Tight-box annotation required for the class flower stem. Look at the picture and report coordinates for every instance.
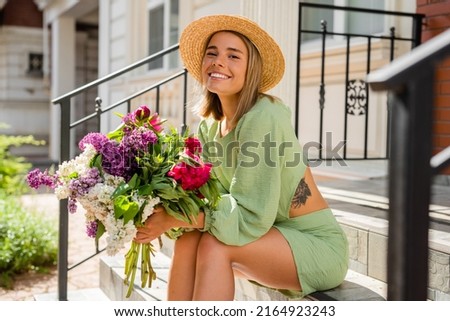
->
[124,241,158,298]
[124,241,140,298]
[141,243,157,288]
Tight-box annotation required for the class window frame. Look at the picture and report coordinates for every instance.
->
[300,0,386,50]
[147,0,179,71]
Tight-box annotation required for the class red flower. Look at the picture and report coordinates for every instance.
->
[185,137,202,155]
[134,105,151,121]
[168,154,212,191]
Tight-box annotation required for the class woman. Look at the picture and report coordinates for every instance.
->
[135,14,349,301]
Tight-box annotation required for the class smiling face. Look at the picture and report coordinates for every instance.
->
[201,31,249,100]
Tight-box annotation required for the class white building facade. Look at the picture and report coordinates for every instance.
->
[0,0,417,162]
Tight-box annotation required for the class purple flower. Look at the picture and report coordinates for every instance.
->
[68,168,102,197]
[121,127,158,152]
[86,220,98,238]
[122,113,136,126]
[79,132,110,152]
[26,168,58,189]
[100,141,129,178]
[68,197,78,214]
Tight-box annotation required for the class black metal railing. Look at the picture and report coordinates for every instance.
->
[367,28,450,300]
[52,44,186,301]
[296,3,425,160]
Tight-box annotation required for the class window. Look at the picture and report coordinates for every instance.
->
[301,0,334,43]
[300,0,385,44]
[148,0,179,71]
[346,0,384,35]
[27,52,43,77]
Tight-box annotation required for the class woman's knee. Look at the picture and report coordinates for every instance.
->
[173,230,202,255]
[197,233,228,260]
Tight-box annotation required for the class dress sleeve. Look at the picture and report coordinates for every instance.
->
[201,101,291,246]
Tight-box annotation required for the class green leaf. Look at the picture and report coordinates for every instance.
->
[157,187,181,201]
[107,120,126,141]
[179,196,200,218]
[138,184,153,196]
[162,201,190,223]
[198,179,221,208]
[128,173,139,189]
[68,172,79,179]
[141,166,149,182]
[111,182,131,199]
[111,174,140,199]
[95,220,106,241]
[113,195,140,223]
[90,154,103,172]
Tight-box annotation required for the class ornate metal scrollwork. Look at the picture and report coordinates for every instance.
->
[347,79,367,115]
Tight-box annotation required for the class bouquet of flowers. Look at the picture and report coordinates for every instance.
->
[27,105,220,298]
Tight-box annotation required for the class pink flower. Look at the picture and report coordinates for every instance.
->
[149,112,164,133]
[168,155,212,191]
[185,137,202,155]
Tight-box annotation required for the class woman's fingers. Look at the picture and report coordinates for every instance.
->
[134,207,170,243]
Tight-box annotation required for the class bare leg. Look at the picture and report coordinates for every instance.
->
[192,228,301,301]
[167,230,202,300]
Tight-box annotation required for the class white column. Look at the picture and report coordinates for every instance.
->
[98,0,111,132]
[49,15,76,161]
[241,0,298,113]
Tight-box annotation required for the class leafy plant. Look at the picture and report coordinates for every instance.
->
[0,195,58,289]
[0,123,56,289]
[0,123,45,195]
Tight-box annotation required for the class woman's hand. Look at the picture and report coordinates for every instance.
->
[134,206,206,244]
[134,206,177,244]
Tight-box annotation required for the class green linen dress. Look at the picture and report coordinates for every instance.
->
[197,96,349,299]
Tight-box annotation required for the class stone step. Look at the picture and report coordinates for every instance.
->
[98,248,387,301]
[34,288,110,301]
[99,251,171,301]
[97,209,450,301]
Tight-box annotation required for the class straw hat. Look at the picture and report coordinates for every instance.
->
[179,14,285,93]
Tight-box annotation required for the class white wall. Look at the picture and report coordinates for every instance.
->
[242,0,298,113]
[0,26,50,158]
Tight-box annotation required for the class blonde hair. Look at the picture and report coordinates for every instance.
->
[192,31,277,128]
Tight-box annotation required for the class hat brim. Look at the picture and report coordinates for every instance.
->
[179,15,285,93]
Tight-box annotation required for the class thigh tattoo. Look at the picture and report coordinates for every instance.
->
[291,178,311,208]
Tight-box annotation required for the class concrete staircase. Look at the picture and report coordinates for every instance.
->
[34,184,450,301]
[34,160,450,301]
[93,187,450,301]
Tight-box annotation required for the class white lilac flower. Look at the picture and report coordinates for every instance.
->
[103,173,125,187]
[57,144,96,179]
[54,184,70,200]
[131,191,145,208]
[103,214,137,256]
[141,197,161,223]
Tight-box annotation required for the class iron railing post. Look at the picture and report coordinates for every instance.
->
[58,97,71,301]
[95,97,102,132]
[181,69,188,134]
[385,72,433,299]
[318,20,327,160]
[367,28,450,300]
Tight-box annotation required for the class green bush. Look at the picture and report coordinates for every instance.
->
[0,123,45,195]
[0,195,58,288]
[0,124,57,288]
